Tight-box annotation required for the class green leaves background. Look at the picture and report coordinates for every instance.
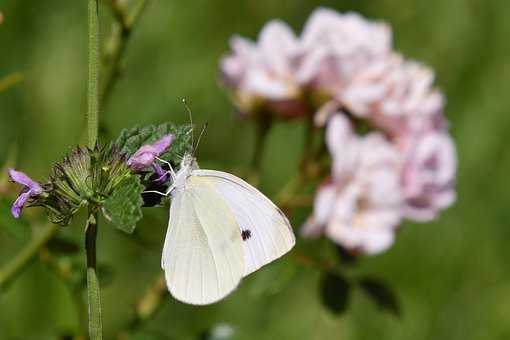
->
[1,0,510,339]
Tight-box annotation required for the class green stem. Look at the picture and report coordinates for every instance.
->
[86,211,102,339]
[87,0,102,338]
[88,0,100,148]
[0,224,58,290]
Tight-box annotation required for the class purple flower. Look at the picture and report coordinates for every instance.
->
[8,169,44,218]
[127,134,174,182]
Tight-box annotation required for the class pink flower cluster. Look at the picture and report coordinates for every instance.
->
[303,113,455,254]
[221,8,392,119]
[221,7,456,255]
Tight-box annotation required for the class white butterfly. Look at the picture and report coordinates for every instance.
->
[153,154,295,305]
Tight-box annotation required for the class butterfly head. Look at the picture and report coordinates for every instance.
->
[180,153,198,171]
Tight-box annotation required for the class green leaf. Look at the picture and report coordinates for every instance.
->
[359,277,401,317]
[320,272,351,315]
[115,122,192,165]
[103,175,143,234]
[0,197,30,242]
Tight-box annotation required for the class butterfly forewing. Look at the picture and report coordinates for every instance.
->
[193,170,296,276]
[162,176,244,305]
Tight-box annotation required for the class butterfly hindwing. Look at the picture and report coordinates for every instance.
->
[193,170,296,276]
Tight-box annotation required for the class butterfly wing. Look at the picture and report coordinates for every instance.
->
[193,170,295,276]
[162,176,245,305]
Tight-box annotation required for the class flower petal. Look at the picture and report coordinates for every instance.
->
[127,134,173,171]
[11,191,30,218]
[151,135,174,155]
[8,169,43,193]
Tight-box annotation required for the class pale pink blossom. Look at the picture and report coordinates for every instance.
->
[400,131,457,221]
[342,54,445,135]
[220,20,306,118]
[303,115,402,254]
[297,8,392,94]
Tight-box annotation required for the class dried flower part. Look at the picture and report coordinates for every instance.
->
[8,169,44,218]
[29,145,132,226]
[127,134,173,171]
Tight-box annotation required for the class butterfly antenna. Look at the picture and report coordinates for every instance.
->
[182,98,194,149]
[193,123,208,156]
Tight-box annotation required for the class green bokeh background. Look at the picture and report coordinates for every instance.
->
[1,0,509,339]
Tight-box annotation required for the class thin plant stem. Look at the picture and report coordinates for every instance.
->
[88,0,100,149]
[87,0,102,338]
[0,223,58,290]
[86,211,102,339]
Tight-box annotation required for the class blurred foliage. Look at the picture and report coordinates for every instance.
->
[1,0,510,339]
[358,277,401,317]
[0,197,30,242]
[320,272,351,315]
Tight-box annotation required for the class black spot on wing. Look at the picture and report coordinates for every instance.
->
[241,229,252,241]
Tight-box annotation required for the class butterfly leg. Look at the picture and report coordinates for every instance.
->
[156,157,177,181]
[142,183,176,197]
[142,190,169,196]
[154,170,173,183]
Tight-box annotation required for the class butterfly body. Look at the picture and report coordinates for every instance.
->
[161,154,295,305]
